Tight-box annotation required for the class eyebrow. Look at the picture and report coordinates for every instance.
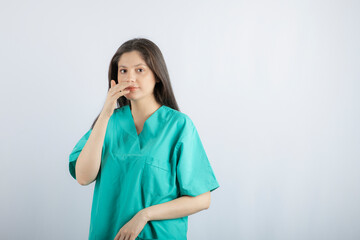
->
[118,63,147,68]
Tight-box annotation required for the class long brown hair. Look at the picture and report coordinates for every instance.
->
[90,38,180,130]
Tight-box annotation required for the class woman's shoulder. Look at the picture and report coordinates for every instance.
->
[163,105,195,131]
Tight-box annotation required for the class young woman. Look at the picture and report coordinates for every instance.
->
[69,38,220,240]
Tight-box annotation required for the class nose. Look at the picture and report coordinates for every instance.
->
[126,73,136,83]
[125,78,136,86]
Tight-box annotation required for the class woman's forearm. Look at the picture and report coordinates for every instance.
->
[141,191,211,222]
[75,114,110,186]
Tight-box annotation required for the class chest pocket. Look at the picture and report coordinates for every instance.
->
[141,156,172,201]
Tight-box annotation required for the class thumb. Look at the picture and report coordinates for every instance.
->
[110,80,116,87]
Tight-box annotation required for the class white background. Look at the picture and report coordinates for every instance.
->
[0,0,359,239]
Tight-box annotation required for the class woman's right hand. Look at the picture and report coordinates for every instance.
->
[100,80,133,118]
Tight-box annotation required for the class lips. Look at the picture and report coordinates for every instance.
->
[125,87,139,91]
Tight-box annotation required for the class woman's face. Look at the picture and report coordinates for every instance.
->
[117,50,157,102]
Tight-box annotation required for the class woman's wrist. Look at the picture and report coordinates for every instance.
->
[139,208,151,222]
[99,112,111,120]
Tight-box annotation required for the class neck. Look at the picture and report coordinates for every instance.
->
[129,97,161,122]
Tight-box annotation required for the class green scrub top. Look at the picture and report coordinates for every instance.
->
[69,104,220,240]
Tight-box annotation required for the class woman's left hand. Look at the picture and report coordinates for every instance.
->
[114,210,149,240]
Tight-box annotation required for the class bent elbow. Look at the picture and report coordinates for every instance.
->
[202,198,211,210]
[77,177,95,186]
[77,178,86,186]
[76,174,89,186]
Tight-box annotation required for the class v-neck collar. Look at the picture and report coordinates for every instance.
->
[125,104,164,137]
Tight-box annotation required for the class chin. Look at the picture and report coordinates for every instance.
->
[124,93,140,100]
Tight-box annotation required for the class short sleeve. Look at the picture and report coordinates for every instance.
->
[175,123,220,197]
[68,128,93,180]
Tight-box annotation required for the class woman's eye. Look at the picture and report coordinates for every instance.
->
[119,69,143,73]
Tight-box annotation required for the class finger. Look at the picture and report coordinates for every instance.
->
[113,232,120,240]
[109,80,125,94]
[109,80,117,93]
[114,81,134,92]
[111,80,116,88]
[113,89,130,98]
[111,83,132,96]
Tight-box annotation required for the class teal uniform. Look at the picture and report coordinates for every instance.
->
[69,104,220,239]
